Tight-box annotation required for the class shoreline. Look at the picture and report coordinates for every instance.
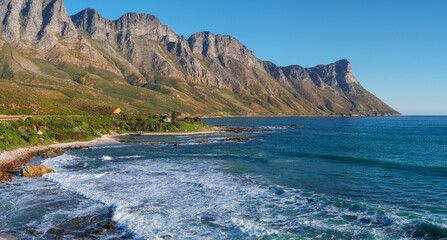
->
[0,129,224,166]
[0,134,120,168]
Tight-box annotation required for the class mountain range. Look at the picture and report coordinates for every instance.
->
[0,0,400,116]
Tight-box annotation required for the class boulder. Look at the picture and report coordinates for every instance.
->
[41,149,64,158]
[20,166,55,177]
[41,212,118,239]
[104,222,116,231]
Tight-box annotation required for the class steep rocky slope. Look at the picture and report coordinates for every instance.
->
[0,0,400,116]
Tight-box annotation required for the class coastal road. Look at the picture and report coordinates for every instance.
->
[0,116,27,121]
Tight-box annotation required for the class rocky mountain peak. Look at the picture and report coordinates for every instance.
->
[307,59,360,92]
[113,12,177,42]
[188,31,258,66]
[38,0,77,38]
[0,0,77,44]
[72,9,178,43]
[71,8,106,27]
[71,8,110,40]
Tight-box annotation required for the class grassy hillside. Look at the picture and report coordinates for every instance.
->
[0,41,258,116]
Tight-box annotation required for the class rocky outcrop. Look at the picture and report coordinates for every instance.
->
[0,0,77,43]
[41,149,63,158]
[24,211,121,239]
[20,165,55,177]
[0,0,400,116]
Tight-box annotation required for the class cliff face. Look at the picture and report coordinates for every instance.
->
[0,0,400,116]
[0,0,77,43]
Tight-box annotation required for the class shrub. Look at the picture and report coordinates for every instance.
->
[0,115,209,150]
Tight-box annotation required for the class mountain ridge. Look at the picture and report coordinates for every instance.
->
[0,0,400,116]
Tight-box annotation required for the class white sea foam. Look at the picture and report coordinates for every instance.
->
[231,217,280,237]
[94,144,132,149]
[100,156,113,161]
[43,156,292,239]
[116,155,144,159]
[0,175,106,238]
[40,151,431,240]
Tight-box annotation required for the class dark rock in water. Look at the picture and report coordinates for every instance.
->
[91,229,104,235]
[40,212,120,239]
[63,146,93,151]
[46,228,66,240]
[41,149,64,158]
[290,124,302,128]
[162,235,173,239]
[119,140,149,143]
[221,135,254,142]
[26,229,40,236]
[104,222,116,231]
[20,166,55,177]
[274,187,285,195]
[132,137,139,140]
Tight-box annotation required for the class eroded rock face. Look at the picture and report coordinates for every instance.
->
[0,0,77,43]
[0,0,400,116]
[68,6,399,116]
[20,165,55,177]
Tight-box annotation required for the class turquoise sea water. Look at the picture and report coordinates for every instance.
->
[1,116,447,239]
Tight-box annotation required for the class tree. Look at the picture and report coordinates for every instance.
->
[171,111,181,122]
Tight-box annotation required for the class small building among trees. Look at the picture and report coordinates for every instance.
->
[113,108,122,114]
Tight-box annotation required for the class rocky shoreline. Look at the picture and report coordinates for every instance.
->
[0,125,301,185]
[0,124,305,239]
[0,135,120,184]
[25,210,124,240]
[0,129,233,184]
[0,125,302,239]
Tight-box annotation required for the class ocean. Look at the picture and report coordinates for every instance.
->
[1,116,446,239]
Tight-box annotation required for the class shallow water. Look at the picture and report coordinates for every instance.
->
[1,116,447,239]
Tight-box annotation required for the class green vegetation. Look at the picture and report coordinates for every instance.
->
[0,114,209,151]
[0,43,256,117]
[56,62,87,81]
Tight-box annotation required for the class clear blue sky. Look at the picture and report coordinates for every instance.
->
[65,0,447,115]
